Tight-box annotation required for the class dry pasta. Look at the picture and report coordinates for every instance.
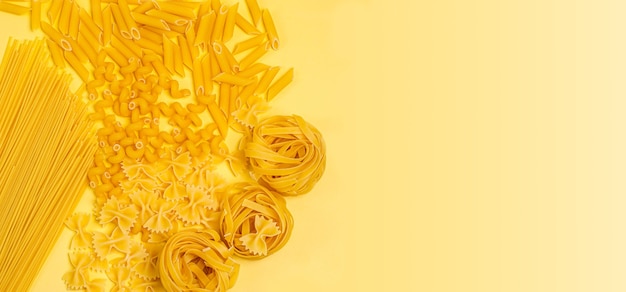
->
[267,67,293,101]
[244,115,326,196]
[0,38,96,291]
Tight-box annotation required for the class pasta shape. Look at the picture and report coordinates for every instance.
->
[92,227,131,259]
[158,230,240,292]
[244,115,326,196]
[98,196,138,234]
[65,213,94,250]
[220,182,293,258]
[62,251,93,290]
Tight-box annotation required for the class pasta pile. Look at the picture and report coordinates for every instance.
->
[0,38,96,291]
[0,0,326,291]
[244,115,326,196]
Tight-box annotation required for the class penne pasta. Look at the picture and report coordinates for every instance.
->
[236,62,270,78]
[79,8,102,44]
[131,12,170,31]
[0,2,29,16]
[143,25,179,38]
[162,35,175,75]
[157,2,197,19]
[238,42,267,70]
[184,27,198,59]
[207,101,228,137]
[77,33,99,66]
[238,76,258,104]
[213,72,254,86]
[262,9,279,50]
[194,11,215,47]
[118,0,140,40]
[47,0,62,24]
[235,13,260,35]
[79,23,101,54]
[211,5,228,42]
[41,21,72,51]
[146,9,189,26]
[134,36,163,55]
[46,38,65,68]
[192,57,204,96]
[138,27,164,44]
[102,5,112,45]
[233,33,265,54]
[172,42,184,77]
[104,46,129,67]
[201,53,213,94]
[219,82,230,116]
[254,66,279,96]
[58,0,72,36]
[222,3,238,42]
[90,0,103,29]
[245,0,261,25]
[266,68,293,101]
[177,35,193,70]
[132,1,154,14]
[64,50,89,82]
[110,4,131,39]
[31,0,41,30]
[69,2,80,40]
[212,42,231,73]
[221,43,239,72]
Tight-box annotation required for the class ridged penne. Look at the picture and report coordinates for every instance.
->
[262,9,279,50]
[69,2,80,40]
[46,38,65,68]
[254,66,279,96]
[266,68,293,101]
[58,0,72,35]
[213,72,253,86]
[146,9,189,26]
[222,3,238,42]
[194,11,215,47]
[102,5,112,45]
[236,62,269,78]
[238,41,267,70]
[110,4,131,39]
[211,5,228,42]
[41,21,72,51]
[64,50,89,82]
[131,12,170,31]
[90,0,103,29]
[245,0,261,25]
[235,13,260,35]
[157,2,197,19]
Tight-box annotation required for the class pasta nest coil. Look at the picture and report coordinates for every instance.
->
[244,115,326,196]
[158,229,239,292]
[220,183,293,259]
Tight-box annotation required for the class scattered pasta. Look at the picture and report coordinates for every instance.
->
[0,0,327,291]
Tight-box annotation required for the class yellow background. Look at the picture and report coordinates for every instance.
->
[0,0,624,291]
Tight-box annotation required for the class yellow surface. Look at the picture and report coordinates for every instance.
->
[0,0,625,291]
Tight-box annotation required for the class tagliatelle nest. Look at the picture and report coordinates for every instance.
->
[244,115,326,196]
[220,182,293,258]
[158,229,239,292]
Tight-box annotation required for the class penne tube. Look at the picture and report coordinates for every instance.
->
[238,76,258,104]
[118,0,140,39]
[222,3,238,42]
[233,33,265,54]
[236,62,270,78]
[262,9,279,50]
[110,4,131,39]
[134,37,163,55]
[41,22,72,51]
[46,38,65,68]
[245,0,261,25]
[177,35,193,70]
[266,68,293,101]
[142,25,179,38]
[207,101,228,137]
[211,5,228,42]
[235,13,260,35]
[254,66,279,95]
[104,46,129,67]
[66,37,89,63]
[172,42,184,77]
[184,28,198,59]
[102,5,112,45]
[77,33,99,66]
[58,0,72,35]
[219,82,230,116]
[133,1,154,14]
[201,54,213,94]
[157,2,197,19]
[192,58,204,96]
[69,2,80,40]
[90,0,103,29]
[194,11,215,47]
[47,0,62,24]
[79,8,102,43]
[79,24,101,54]
[213,73,254,86]
[31,0,41,30]
[209,46,220,78]
[131,12,170,31]
[0,2,29,15]
[238,42,267,70]
[162,35,175,75]
[146,9,189,26]
[212,42,231,73]
[138,27,164,44]
[64,50,89,82]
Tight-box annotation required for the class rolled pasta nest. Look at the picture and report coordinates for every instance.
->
[244,115,326,196]
[220,183,293,258]
[158,229,239,292]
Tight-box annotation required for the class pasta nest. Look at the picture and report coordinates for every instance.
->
[158,229,239,292]
[244,115,326,196]
[220,183,293,258]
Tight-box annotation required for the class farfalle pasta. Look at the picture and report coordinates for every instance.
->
[220,182,293,258]
[244,115,326,196]
[158,230,239,292]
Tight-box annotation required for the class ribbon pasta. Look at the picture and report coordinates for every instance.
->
[245,115,326,196]
[158,230,240,292]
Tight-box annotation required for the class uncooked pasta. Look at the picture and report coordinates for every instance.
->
[244,115,326,196]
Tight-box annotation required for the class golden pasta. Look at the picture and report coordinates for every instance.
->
[31,0,41,30]
[244,115,326,196]
[261,9,279,50]
[267,67,293,101]
[0,39,96,291]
